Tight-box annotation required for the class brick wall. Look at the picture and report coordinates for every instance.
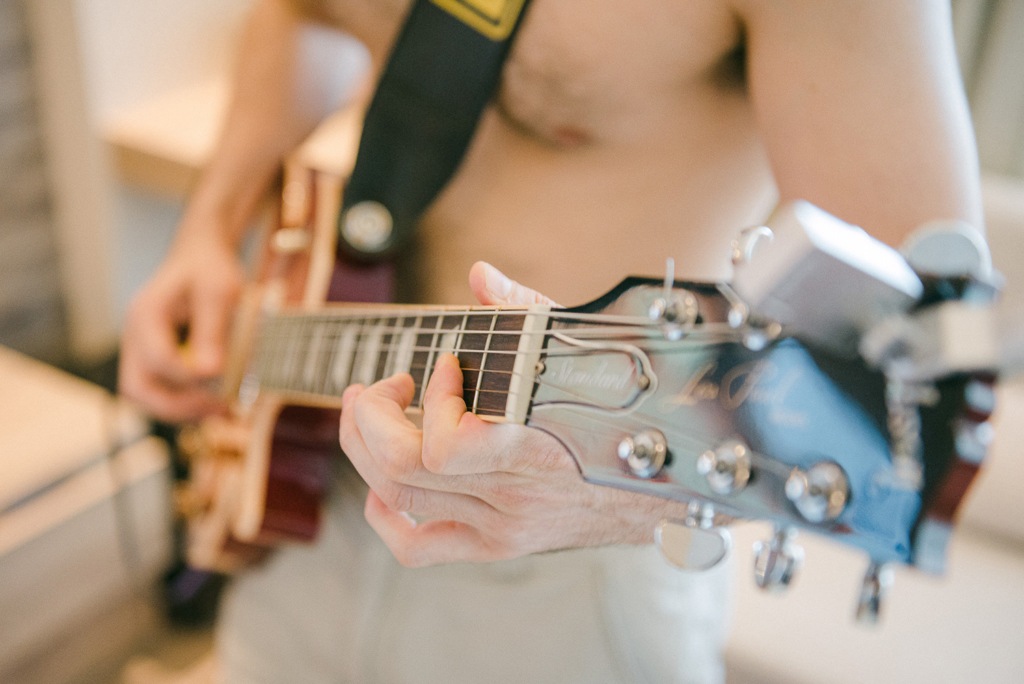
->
[0,0,67,363]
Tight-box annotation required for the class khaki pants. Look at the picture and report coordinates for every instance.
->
[218,477,731,684]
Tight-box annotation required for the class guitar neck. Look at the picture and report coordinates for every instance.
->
[249,305,550,423]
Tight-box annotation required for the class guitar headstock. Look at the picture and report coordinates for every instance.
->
[522,202,1000,622]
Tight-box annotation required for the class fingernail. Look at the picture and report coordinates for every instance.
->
[484,265,513,300]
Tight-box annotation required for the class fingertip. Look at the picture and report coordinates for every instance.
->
[389,371,416,394]
[437,353,460,372]
[342,384,365,410]
[481,262,514,303]
[469,261,492,305]
[424,354,464,401]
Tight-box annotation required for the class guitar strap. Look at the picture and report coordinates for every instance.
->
[338,0,532,260]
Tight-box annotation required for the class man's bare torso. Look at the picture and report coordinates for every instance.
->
[307,0,776,303]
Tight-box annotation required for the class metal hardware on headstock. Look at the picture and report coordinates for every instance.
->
[618,429,670,479]
[855,561,895,624]
[731,225,775,266]
[655,501,731,572]
[648,258,699,340]
[527,201,1000,624]
[784,461,850,524]
[696,440,752,495]
[753,526,804,592]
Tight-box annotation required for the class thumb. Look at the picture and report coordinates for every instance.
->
[469,261,560,307]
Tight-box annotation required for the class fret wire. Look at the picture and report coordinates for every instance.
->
[254,317,274,385]
[380,315,400,383]
[303,318,326,393]
[450,313,471,409]
[399,316,422,376]
[293,317,311,394]
[316,318,339,396]
[271,316,288,390]
[354,318,379,386]
[471,311,500,415]
[281,318,303,391]
[346,320,364,388]
[264,317,280,387]
[454,313,469,357]
[419,315,445,409]
[322,317,349,396]
[329,320,360,392]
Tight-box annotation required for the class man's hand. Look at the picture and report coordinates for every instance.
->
[119,231,243,422]
[339,262,675,567]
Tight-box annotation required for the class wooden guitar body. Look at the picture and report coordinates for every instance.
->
[184,161,392,572]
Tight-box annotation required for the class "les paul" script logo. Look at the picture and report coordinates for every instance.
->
[660,359,808,427]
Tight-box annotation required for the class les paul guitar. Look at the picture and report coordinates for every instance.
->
[180,160,999,623]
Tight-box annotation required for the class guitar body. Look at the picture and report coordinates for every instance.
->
[185,163,392,571]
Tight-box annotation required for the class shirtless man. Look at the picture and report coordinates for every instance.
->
[120,1,982,681]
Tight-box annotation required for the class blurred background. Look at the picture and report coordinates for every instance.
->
[1,0,1023,683]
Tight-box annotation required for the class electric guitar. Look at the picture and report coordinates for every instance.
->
[179,160,999,623]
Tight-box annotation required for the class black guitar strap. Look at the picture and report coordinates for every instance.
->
[338,0,532,260]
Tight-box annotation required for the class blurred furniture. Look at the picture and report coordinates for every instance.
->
[0,347,172,684]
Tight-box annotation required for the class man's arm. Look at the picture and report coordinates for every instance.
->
[120,0,370,420]
[733,0,983,244]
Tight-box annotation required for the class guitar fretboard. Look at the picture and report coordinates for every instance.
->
[253,309,536,420]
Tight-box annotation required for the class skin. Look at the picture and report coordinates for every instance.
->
[120,0,983,564]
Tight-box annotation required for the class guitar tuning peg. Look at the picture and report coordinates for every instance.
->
[855,561,895,625]
[753,526,804,592]
[731,225,774,265]
[648,258,699,340]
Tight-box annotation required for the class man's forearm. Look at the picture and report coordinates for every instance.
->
[178,0,368,249]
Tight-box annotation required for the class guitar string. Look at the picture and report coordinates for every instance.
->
[264,354,713,416]
[269,381,718,457]
[271,308,714,326]
[256,313,744,383]
[263,319,743,339]
[257,322,747,356]
[256,313,744,408]
[256,333,723,385]
[261,318,729,451]
[256,320,740,385]
[258,329,735,403]
[236,326,730,484]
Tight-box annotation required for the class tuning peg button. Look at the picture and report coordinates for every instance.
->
[696,439,752,495]
[785,461,849,523]
[753,526,804,592]
[618,429,669,479]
